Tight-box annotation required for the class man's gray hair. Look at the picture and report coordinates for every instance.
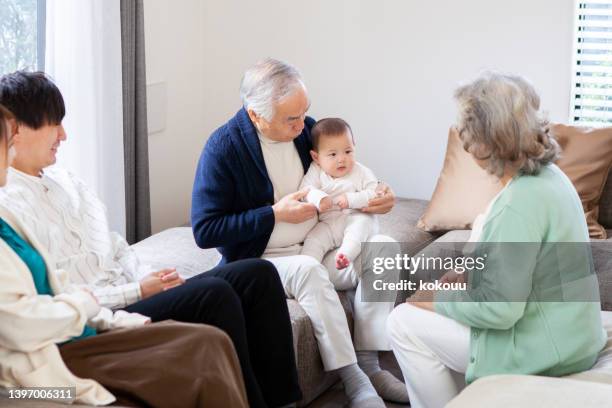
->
[454,71,560,177]
[240,58,305,121]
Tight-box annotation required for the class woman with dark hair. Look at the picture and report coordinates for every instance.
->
[0,104,252,407]
[386,72,607,408]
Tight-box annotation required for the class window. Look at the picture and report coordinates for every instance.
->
[0,0,45,75]
[570,1,612,127]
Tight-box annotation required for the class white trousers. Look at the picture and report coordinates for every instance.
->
[387,303,470,408]
[302,213,375,262]
[264,234,398,371]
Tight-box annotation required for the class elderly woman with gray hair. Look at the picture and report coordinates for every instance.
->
[386,72,607,408]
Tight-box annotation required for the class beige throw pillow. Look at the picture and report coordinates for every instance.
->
[551,124,612,239]
[418,125,612,239]
[416,127,502,231]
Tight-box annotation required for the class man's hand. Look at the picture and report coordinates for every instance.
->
[272,189,317,223]
[140,268,184,299]
[361,183,395,214]
[334,194,349,209]
[406,289,435,312]
[319,196,333,212]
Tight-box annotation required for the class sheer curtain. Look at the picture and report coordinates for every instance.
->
[45,0,126,236]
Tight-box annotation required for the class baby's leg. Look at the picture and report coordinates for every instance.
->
[301,221,337,263]
[336,214,376,269]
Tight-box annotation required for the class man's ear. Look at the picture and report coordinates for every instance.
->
[247,108,258,123]
[248,109,269,133]
[310,150,319,164]
[11,121,25,142]
[7,119,17,139]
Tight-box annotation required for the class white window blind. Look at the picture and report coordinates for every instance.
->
[571,1,612,127]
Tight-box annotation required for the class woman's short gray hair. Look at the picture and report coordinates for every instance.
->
[240,58,305,121]
[454,71,560,177]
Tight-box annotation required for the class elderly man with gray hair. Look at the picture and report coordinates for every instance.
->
[191,58,407,407]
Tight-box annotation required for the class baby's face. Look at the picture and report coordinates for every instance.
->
[312,131,355,178]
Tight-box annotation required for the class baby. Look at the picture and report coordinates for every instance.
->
[300,118,380,269]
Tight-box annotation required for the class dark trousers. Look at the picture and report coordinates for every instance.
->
[123,258,302,408]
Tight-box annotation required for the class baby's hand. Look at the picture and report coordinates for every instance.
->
[334,194,349,209]
[319,196,333,212]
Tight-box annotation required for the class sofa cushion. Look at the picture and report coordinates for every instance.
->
[380,197,438,250]
[447,374,612,408]
[417,127,503,232]
[552,124,612,239]
[593,235,612,311]
[132,227,221,279]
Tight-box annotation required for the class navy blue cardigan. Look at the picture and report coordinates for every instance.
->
[191,108,316,264]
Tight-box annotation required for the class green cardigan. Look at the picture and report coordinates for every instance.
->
[435,164,606,384]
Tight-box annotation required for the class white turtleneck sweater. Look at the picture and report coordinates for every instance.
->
[257,132,317,255]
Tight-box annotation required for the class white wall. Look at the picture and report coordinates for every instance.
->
[143,0,205,233]
[144,0,575,232]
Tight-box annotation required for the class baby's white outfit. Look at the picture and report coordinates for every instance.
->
[300,161,378,262]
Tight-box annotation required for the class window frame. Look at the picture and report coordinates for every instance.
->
[36,0,45,71]
[569,0,612,127]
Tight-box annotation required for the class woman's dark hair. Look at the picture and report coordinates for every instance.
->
[0,71,65,129]
[0,104,14,146]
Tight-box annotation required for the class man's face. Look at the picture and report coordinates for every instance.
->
[311,131,356,178]
[249,85,310,142]
[12,122,67,175]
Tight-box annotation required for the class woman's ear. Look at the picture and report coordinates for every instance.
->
[310,150,319,164]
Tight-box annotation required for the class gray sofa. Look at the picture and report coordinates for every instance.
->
[129,169,612,406]
[2,171,610,408]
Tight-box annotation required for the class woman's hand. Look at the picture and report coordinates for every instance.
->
[439,270,466,284]
[406,289,435,312]
[361,182,395,214]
